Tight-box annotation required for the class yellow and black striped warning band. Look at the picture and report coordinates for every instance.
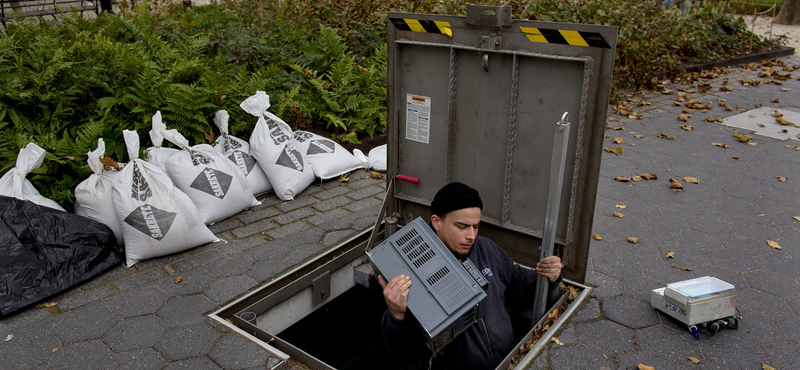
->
[390,18,452,37]
[520,27,611,49]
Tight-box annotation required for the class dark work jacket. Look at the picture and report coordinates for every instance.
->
[381,236,560,370]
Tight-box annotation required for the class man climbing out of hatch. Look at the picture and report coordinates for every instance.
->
[378,182,563,370]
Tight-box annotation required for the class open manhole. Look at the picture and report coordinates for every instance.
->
[209,225,592,370]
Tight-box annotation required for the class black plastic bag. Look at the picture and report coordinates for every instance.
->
[0,196,123,316]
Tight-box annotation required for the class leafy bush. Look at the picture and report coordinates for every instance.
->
[0,0,782,209]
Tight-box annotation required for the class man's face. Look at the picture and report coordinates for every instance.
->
[431,207,481,259]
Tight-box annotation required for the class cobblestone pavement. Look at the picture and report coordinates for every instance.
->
[1,54,799,369]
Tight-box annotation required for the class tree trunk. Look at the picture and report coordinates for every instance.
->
[776,0,800,25]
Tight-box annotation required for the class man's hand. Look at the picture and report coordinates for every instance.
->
[378,274,412,321]
[535,256,562,283]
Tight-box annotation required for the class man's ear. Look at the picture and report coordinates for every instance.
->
[431,214,441,231]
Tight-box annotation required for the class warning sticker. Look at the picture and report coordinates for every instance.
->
[406,94,431,144]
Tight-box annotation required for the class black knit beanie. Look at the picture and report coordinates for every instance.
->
[430,182,483,217]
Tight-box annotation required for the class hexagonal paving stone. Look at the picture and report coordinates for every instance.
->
[635,323,703,359]
[209,334,273,369]
[158,268,215,296]
[204,275,258,304]
[106,287,169,318]
[103,315,168,352]
[154,322,221,361]
[0,331,60,368]
[586,271,623,299]
[162,356,223,370]
[744,269,800,298]
[548,343,613,370]
[700,331,768,369]
[105,348,167,370]
[602,295,660,329]
[53,305,118,343]
[574,320,636,355]
[156,294,217,327]
[48,339,113,369]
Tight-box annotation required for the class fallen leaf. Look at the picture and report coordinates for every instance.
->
[632,175,643,181]
[666,251,676,258]
[204,129,215,143]
[593,234,603,241]
[612,137,625,144]
[678,114,691,122]
[776,117,794,126]
[4,334,12,342]
[681,124,694,131]
[793,216,800,222]
[338,174,350,182]
[634,134,645,139]
[670,178,684,192]
[603,354,609,359]
[638,173,658,180]
[732,156,740,160]
[683,176,700,184]
[767,240,782,250]
[613,212,625,218]
[615,204,627,209]
[164,265,176,274]
[780,87,793,91]
[637,364,656,370]
[712,142,730,148]
[607,125,624,130]
[763,363,777,370]
[99,156,122,171]
[774,110,784,117]
[679,267,693,271]
[733,129,752,143]
[604,146,623,155]
[614,176,631,182]
[35,302,57,309]
[371,171,384,179]
[776,175,787,182]
[174,276,183,284]
[627,237,640,244]
[604,133,611,138]
[771,98,780,103]
[687,356,701,364]
[52,348,58,353]
[550,337,564,345]
[658,133,675,140]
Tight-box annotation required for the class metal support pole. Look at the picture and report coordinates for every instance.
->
[532,112,571,326]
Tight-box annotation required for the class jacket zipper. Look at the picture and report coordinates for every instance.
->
[480,317,496,367]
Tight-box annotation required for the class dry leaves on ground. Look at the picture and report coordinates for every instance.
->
[614,176,631,182]
[174,276,183,284]
[593,234,603,241]
[762,364,776,370]
[338,173,350,182]
[371,171,383,179]
[687,356,701,364]
[35,302,57,309]
[733,130,752,143]
[627,237,640,244]
[666,251,676,259]
[658,133,675,140]
[550,337,564,345]
[712,142,730,148]
[793,216,800,222]
[612,137,625,144]
[776,175,787,182]
[683,176,700,184]
[678,114,691,122]
[767,240,782,250]
[681,124,694,131]
[637,364,655,370]
[604,146,623,155]
[613,212,625,218]
[669,178,684,192]
[616,204,627,209]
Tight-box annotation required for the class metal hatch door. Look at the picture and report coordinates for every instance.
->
[386,5,617,283]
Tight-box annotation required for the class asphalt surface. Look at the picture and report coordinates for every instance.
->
[1,56,799,370]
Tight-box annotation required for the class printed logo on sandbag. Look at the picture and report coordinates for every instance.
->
[190,167,233,199]
[124,204,177,240]
[265,117,291,146]
[228,150,257,175]
[222,137,243,152]
[307,139,335,155]
[130,162,153,201]
[189,150,213,166]
[276,146,304,172]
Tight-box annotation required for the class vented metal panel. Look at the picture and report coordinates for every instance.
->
[368,217,486,349]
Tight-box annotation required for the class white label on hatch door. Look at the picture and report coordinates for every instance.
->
[406,94,431,144]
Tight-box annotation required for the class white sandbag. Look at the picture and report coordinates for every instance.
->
[242,91,315,201]
[113,130,218,267]
[368,144,388,172]
[157,122,260,224]
[352,149,369,168]
[0,143,65,211]
[145,111,180,173]
[213,110,273,195]
[74,138,125,245]
[293,130,363,180]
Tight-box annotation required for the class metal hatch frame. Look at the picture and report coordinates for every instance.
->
[386,5,617,283]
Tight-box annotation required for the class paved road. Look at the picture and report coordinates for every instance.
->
[1,54,799,369]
